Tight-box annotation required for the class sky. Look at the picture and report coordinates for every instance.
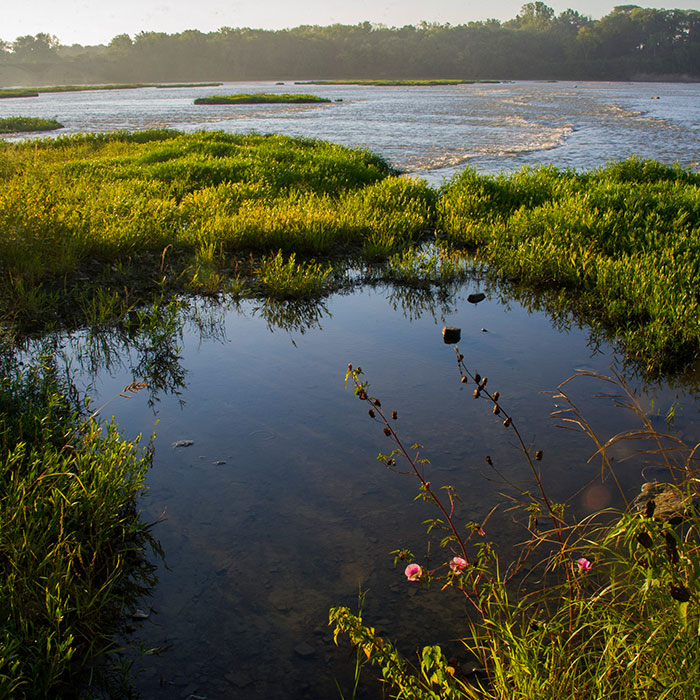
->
[4,0,700,46]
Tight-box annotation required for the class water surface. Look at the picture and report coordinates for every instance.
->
[2,80,698,183]
[59,282,700,699]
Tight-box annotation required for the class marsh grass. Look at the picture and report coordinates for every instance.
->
[0,130,439,332]
[194,93,331,104]
[0,117,63,133]
[438,159,700,374]
[0,345,158,698]
[0,89,39,99]
[332,361,700,700]
[295,80,500,86]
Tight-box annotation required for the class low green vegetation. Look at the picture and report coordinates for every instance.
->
[296,79,500,86]
[0,89,39,99]
[438,159,700,374]
[194,92,331,104]
[0,343,157,697]
[0,116,63,133]
[155,82,223,88]
[0,129,434,330]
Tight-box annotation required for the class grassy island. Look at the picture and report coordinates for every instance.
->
[0,116,63,133]
[295,79,501,86]
[0,89,39,99]
[194,92,331,105]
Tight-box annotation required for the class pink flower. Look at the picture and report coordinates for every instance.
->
[449,556,467,572]
[404,563,423,581]
[576,557,592,573]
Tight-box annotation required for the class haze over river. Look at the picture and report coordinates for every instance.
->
[7,80,700,698]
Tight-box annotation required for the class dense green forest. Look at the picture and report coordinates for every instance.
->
[0,4,698,85]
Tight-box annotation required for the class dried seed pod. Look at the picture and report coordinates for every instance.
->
[473,389,481,399]
[492,405,501,415]
[374,399,382,407]
[503,417,512,428]
[493,391,500,401]
[461,376,468,384]
[358,390,367,401]
[665,532,679,564]
[368,409,375,418]
[474,373,481,383]
[383,427,391,436]
[391,411,398,420]
[670,584,691,602]
[480,377,488,388]
[485,455,493,466]
[645,499,656,518]
[636,530,654,549]
[535,450,543,461]
[457,354,464,362]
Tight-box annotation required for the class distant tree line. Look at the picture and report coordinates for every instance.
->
[1,4,698,85]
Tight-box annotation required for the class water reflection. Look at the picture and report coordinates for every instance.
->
[23,277,700,700]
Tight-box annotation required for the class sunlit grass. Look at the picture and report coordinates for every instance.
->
[438,158,700,374]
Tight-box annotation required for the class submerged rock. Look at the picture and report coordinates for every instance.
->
[632,481,698,522]
[442,326,461,344]
[467,292,486,304]
[172,439,194,448]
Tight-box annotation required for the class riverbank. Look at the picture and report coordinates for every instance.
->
[1,129,699,697]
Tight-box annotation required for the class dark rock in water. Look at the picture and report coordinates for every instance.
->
[632,482,698,523]
[294,642,316,659]
[467,292,486,304]
[172,439,194,448]
[442,326,461,344]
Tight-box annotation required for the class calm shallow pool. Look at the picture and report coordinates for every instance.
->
[56,280,699,699]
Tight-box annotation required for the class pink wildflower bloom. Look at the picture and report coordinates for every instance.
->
[449,556,467,572]
[576,557,593,573]
[404,563,423,581]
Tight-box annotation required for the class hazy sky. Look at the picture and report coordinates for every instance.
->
[5,0,700,46]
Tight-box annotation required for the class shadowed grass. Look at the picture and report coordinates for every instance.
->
[0,345,158,698]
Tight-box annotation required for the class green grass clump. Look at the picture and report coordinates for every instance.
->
[295,79,500,86]
[155,82,223,88]
[0,347,156,697]
[0,117,63,133]
[438,158,700,374]
[0,89,39,99]
[194,93,331,105]
[0,129,437,330]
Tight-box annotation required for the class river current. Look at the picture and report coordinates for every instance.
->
[1,80,698,182]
